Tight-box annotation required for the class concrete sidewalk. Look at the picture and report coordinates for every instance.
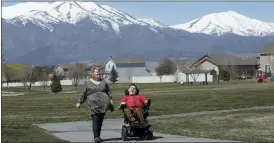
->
[37,106,274,142]
[37,119,240,142]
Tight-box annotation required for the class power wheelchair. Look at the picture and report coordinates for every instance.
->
[120,89,153,141]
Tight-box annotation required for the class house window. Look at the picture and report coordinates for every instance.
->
[265,65,270,73]
[108,64,111,69]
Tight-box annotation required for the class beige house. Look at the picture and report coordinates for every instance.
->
[190,54,259,80]
[259,43,274,75]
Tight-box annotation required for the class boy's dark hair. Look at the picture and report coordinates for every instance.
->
[124,83,139,95]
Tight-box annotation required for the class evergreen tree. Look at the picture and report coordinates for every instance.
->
[223,70,230,81]
[109,66,118,83]
[50,74,62,93]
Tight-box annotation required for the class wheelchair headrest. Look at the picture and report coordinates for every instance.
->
[124,89,139,95]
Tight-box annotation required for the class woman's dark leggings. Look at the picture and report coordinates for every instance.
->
[91,113,106,138]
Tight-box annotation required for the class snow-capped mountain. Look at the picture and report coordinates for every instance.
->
[3,3,273,36]
[2,2,165,33]
[137,18,166,28]
[2,2,54,19]
[2,2,274,65]
[170,11,274,36]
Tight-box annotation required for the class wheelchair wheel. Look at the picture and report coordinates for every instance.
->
[145,127,153,140]
[121,125,129,141]
[146,131,153,140]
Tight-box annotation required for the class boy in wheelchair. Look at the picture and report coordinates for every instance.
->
[119,84,151,128]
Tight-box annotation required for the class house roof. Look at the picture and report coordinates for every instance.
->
[184,69,214,74]
[57,63,88,70]
[57,64,75,70]
[111,57,145,64]
[209,54,258,65]
[173,58,196,68]
[261,43,274,54]
[37,65,54,73]
[178,65,213,74]
[191,54,259,67]
[86,62,104,71]
[102,57,146,68]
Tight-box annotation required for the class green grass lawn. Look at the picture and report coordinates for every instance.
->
[151,109,274,143]
[2,81,274,142]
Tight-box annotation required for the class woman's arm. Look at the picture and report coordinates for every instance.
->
[105,81,112,99]
[77,81,89,104]
[104,80,115,111]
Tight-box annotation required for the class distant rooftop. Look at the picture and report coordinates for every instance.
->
[111,57,145,64]
[191,54,259,67]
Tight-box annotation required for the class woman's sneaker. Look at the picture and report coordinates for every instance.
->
[94,137,102,143]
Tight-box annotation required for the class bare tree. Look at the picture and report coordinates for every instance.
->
[40,72,49,93]
[69,63,87,91]
[20,67,28,89]
[189,73,199,83]
[187,66,200,83]
[221,56,239,80]
[155,57,177,82]
[173,72,179,83]
[20,66,42,92]
[2,64,15,88]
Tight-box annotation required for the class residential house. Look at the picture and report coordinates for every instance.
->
[259,43,274,75]
[189,54,259,80]
[53,63,89,79]
[176,65,217,84]
[103,57,149,82]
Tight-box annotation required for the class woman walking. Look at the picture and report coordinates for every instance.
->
[76,66,114,143]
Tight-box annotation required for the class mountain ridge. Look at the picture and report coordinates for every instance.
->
[3,2,163,34]
[2,2,274,65]
[170,11,274,36]
[3,2,274,36]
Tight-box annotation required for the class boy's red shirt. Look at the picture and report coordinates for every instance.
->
[120,94,147,108]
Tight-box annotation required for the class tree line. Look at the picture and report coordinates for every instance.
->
[1,63,88,93]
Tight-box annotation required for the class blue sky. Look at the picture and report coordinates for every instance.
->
[2,2,274,25]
